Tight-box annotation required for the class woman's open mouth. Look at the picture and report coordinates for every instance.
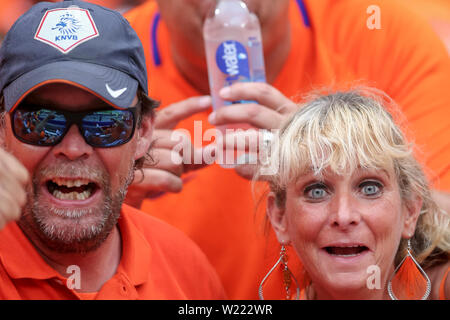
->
[46,178,99,201]
[324,245,369,257]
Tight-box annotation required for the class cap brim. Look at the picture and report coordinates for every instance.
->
[4,60,139,112]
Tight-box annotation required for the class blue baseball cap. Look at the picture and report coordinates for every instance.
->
[0,0,148,112]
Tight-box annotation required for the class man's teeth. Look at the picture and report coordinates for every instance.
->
[53,178,90,188]
[49,178,94,201]
[52,190,92,201]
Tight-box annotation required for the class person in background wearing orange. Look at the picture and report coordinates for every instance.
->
[0,0,225,299]
[2,0,448,45]
[124,0,450,300]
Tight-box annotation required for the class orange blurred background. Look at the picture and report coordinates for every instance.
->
[1,0,449,50]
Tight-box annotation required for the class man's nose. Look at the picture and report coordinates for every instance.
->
[329,192,361,230]
[52,125,93,160]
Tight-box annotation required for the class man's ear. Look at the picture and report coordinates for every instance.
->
[267,191,290,244]
[134,114,154,161]
[402,193,423,239]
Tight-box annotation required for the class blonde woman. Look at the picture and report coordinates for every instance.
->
[258,88,449,300]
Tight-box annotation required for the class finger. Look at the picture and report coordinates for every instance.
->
[0,161,29,208]
[234,163,258,180]
[235,163,274,181]
[0,148,29,186]
[215,128,274,153]
[148,148,184,177]
[154,96,212,129]
[208,103,285,129]
[151,131,217,170]
[219,82,297,114]
[132,168,183,193]
[151,129,191,151]
[0,173,27,209]
[214,129,275,170]
[0,191,22,223]
[184,143,217,172]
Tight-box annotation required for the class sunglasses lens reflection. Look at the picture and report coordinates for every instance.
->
[81,110,135,147]
[13,109,65,146]
[13,109,135,147]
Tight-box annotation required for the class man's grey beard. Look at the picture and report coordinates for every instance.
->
[18,160,134,254]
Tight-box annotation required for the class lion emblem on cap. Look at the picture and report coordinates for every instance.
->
[52,13,81,35]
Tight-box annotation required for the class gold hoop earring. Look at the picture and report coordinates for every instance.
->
[387,239,431,300]
[258,245,300,300]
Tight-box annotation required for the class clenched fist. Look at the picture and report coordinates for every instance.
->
[0,148,29,230]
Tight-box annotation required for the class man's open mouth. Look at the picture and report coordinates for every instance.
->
[324,245,369,257]
[46,178,98,201]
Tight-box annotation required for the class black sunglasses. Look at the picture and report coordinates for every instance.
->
[11,102,139,148]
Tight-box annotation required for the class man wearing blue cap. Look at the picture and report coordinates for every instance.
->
[0,0,225,299]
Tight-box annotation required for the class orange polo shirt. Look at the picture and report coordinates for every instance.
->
[126,0,450,299]
[0,204,226,299]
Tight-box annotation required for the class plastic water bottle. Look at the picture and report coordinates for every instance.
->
[203,0,266,167]
[203,0,266,124]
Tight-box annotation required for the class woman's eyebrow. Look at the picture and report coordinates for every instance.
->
[355,166,391,179]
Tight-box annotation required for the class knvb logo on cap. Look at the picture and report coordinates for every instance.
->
[34,6,99,54]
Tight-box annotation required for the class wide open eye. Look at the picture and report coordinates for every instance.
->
[359,181,383,197]
[304,183,329,200]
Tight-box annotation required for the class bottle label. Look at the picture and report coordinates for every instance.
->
[216,40,250,83]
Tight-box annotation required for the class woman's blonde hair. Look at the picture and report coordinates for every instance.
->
[256,87,449,268]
